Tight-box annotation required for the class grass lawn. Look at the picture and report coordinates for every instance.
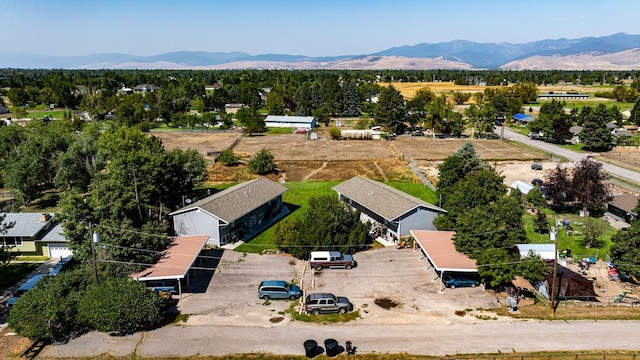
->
[522,210,617,260]
[235,180,438,253]
[264,127,297,135]
[0,263,40,292]
[26,110,68,119]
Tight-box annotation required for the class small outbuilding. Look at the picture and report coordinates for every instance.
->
[515,244,557,260]
[510,180,534,195]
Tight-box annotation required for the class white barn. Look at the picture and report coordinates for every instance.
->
[265,115,317,129]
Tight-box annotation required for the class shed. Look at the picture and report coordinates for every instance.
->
[510,180,534,195]
[516,244,556,260]
[264,115,317,129]
[512,113,534,125]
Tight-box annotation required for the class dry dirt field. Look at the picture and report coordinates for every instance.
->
[383,81,615,100]
[151,130,549,183]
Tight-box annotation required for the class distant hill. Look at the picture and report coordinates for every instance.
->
[2,33,640,70]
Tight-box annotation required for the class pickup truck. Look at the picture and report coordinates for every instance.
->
[309,251,357,270]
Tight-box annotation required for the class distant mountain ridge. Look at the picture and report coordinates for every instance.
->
[2,33,640,70]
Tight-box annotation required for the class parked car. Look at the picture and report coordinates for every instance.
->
[412,130,424,136]
[444,277,479,289]
[309,251,357,270]
[258,280,303,300]
[531,162,543,171]
[7,275,45,310]
[305,293,353,315]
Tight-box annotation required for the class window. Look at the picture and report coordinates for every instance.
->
[249,215,257,227]
[2,237,22,246]
[222,234,230,244]
[258,213,264,224]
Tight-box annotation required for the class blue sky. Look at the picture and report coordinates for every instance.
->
[4,0,640,57]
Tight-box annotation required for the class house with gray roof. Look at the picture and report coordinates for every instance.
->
[0,213,70,258]
[169,177,288,246]
[332,176,446,243]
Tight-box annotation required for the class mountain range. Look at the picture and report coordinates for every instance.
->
[2,33,640,70]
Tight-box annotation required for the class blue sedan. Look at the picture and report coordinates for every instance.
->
[445,277,479,289]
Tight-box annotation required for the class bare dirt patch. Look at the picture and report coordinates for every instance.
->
[154,131,550,183]
[152,131,243,160]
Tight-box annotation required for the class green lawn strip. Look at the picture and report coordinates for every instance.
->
[522,210,616,260]
[26,110,68,119]
[0,263,40,292]
[264,127,299,135]
[235,180,438,253]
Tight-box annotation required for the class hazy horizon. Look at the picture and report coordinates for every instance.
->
[4,0,640,57]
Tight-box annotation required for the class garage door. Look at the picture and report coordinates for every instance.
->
[49,245,73,259]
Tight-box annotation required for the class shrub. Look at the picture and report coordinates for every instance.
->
[78,277,164,334]
[329,127,342,139]
[248,148,275,175]
[8,269,93,341]
[217,149,239,166]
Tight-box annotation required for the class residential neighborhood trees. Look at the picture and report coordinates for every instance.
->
[272,194,369,259]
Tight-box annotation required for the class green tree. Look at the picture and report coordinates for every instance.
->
[341,80,361,117]
[579,104,615,151]
[236,108,265,135]
[452,91,471,105]
[527,187,547,209]
[516,251,550,282]
[465,103,496,138]
[533,210,549,234]
[273,194,369,259]
[610,218,640,278]
[374,85,406,134]
[581,217,607,249]
[78,277,164,334]
[476,248,517,288]
[248,148,275,175]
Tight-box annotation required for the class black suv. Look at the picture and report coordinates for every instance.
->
[304,293,353,315]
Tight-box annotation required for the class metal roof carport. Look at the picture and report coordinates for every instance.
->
[130,235,209,296]
[410,230,477,292]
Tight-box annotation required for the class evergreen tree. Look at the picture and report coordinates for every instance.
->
[374,85,406,134]
[579,104,615,151]
[341,80,361,117]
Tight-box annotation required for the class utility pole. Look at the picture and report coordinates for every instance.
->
[90,224,100,285]
[550,234,558,316]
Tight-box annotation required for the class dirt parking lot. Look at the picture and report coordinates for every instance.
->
[178,246,499,328]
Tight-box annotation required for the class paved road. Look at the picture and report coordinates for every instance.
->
[497,127,640,186]
[40,319,640,357]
